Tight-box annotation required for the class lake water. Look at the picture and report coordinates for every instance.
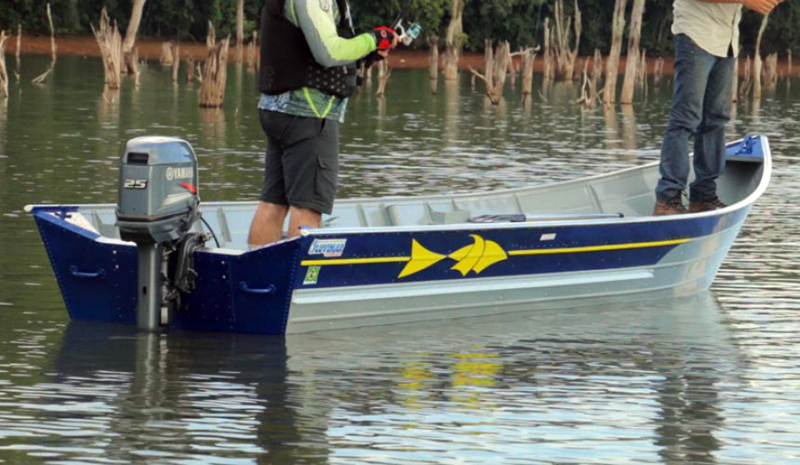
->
[1,55,799,463]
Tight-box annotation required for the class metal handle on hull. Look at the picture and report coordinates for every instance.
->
[238,282,277,295]
[69,266,105,279]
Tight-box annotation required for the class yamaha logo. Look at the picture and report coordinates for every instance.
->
[166,166,193,181]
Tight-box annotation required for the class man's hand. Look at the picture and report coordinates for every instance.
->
[742,0,784,15]
[372,26,398,57]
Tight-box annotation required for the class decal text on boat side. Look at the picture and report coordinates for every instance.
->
[308,239,347,258]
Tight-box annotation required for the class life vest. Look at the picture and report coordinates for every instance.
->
[259,0,359,98]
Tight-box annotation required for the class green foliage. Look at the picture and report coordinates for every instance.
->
[0,0,797,57]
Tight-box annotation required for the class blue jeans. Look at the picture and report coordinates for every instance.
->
[656,34,734,203]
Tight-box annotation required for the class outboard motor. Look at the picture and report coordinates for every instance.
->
[116,137,205,331]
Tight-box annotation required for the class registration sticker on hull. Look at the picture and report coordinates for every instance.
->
[309,239,347,258]
[304,266,321,285]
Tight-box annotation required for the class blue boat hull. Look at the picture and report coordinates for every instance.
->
[28,136,770,334]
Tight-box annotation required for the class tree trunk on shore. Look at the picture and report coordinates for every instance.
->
[199,26,230,108]
[92,8,122,90]
[620,0,644,104]
[444,0,464,81]
[604,0,628,106]
[122,0,146,74]
[0,32,9,100]
[753,13,769,100]
[236,0,245,62]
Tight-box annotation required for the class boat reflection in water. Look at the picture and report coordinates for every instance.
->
[35,291,745,462]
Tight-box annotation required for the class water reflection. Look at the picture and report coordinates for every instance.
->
[98,86,120,126]
[0,292,746,462]
[199,107,227,146]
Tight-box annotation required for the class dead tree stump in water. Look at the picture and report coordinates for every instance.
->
[429,36,439,94]
[521,48,537,97]
[740,56,752,99]
[122,0,146,74]
[247,32,258,71]
[469,41,511,105]
[236,0,245,63]
[764,52,778,88]
[32,3,57,84]
[187,57,196,84]
[653,57,664,88]
[620,0,644,104]
[92,8,123,90]
[553,0,581,81]
[172,45,181,83]
[160,41,175,66]
[0,32,9,99]
[14,25,21,80]
[443,0,464,81]
[199,34,231,108]
[753,13,769,100]
[604,0,628,105]
[577,48,603,109]
[543,18,553,81]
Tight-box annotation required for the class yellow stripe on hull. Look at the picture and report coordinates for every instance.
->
[300,237,691,279]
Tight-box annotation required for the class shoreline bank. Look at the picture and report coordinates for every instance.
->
[5,35,800,76]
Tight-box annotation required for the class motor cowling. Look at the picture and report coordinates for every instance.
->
[115,136,203,332]
[117,136,199,245]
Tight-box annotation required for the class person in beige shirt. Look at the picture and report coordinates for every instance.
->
[653,0,783,215]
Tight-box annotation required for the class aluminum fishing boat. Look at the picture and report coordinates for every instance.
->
[27,135,771,334]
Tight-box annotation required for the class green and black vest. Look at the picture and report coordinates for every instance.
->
[259,0,359,98]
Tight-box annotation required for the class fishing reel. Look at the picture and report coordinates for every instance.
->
[394,19,422,46]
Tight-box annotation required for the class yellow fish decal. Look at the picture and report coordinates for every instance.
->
[399,234,508,278]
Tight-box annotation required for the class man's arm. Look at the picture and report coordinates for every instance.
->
[698,0,782,15]
[293,0,376,67]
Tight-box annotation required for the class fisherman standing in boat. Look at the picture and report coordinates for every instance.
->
[653,0,782,216]
[248,0,397,245]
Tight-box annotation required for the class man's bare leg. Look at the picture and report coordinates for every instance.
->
[287,206,321,238]
[248,201,289,247]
